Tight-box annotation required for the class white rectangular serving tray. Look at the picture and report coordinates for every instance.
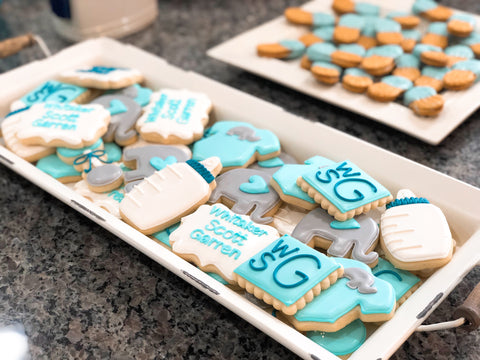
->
[1,38,480,360]
[207,0,480,145]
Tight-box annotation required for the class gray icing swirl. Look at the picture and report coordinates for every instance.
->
[226,126,261,141]
[344,267,377,294]
[248,152,298,175]
[208,168,281,224]
[291,208,379,265]
[86,164,123,187]
[123,145,190,192]
[91,94,141,145]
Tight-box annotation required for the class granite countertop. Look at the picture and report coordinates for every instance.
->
[0,0,479,359]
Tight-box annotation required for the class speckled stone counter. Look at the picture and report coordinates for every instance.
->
[0,0,479,359]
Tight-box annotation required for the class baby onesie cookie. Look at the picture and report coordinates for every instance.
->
[271,156,334,211]
[86,163,124,193]
[393,54,421,81]
[342,68,373,93]
[36,154,82,183]
[284,257,395,332]
[444,59,480,90]
[404,86,444,117]
[209,169,282,224]
[91,94,142,146]
[297,160,393,221]
[412,0,453,22]
[401,29,421,53]
[120,157,222,234]
[272,204,308,236]
[311,62,343,85]
[462,32,480,57]
[375,18,403,45]
[380,189,454,271]
[257,40,306,60]
[367,75,413,102]
[234,234,343,315]
[361,45,403,76]
[59,66,143,90]
[386,11,420,30]
[414,66,449,92]
[421,22,448,49]
[447,14,476,38]
[15,102,110,149]
[291,208,379,266]
[284,8,336,27]
[136,89,212,145]
[372,258,421,305]
[248,152,298,175]
[192,121,281,172]
[114,83,153,107]
[413,44,448,67]
[334,14,366,44]
[123,144,191,192]
[74,180,125,218]
[170,204,280,284]
[299,26,335,47]
[10,80,90,111]
[445,45,475,67]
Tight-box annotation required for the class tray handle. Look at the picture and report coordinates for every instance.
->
[454,278,480,331]
[0,33,36,58]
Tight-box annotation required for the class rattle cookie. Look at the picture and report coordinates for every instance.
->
[169,204,280,284]
[248,152,298,175]
[291,208,379,267]
[462,32,480,57]
[233,234,344,315]
[332,0,379,16]
[403,86,444,117]
[334,14,365,44]
[120,157,222,235]
[284,257,396,332]
[421,22,448,49]
[393,54,421,82]
[209,169,282,225]
[15,102,110,149]
[361,45,403,76]
[443,59,480,90]
[284,8,335,27]
[299,26,335,47]
[36,154,82,183]
[412,0,453,22]
[447,14,476,38]
[311,62,343,85]
[367,75,413,102]
[342,68,373,93]
[380,189,454,271]
[445,45,475,67]
[386,11,420,30]
[257,40,306,60]
[297,159,393,221]
[400,29,421,53]
[356,16,378,50]
[412,44,448,67]
[136,89,212,145]
[192,121,281,172]
[414,66,449,92]
[375,18,403,46]
[59,65,143,90]
[86,163,124,193]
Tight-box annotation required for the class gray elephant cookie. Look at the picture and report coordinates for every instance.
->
[248,152,298,175]
[208,168,282,225]
[91,94,142,146]
[115,84,152,107]
[291,208,379,266]
[123,145,190,192]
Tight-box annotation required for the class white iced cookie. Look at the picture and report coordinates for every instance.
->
[74,180,125,218]
[120,157,222,235]
[15,102,110,149]
[136,89,212,145]
[380,189,454,271]
[59,66,143,89]
[170,204,279,284]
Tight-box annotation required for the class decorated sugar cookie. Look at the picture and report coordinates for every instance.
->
[361,45,403,76]
[414,66,449,92]
[136,89,212,145]
[248,152,298,175]
[86,163,124,193]
[15,102,110,149]
[69,141,122,173]
[291,208,379,266]
[393,54,421,82]
[114,83,153,107]
[445,45,475,67]
[342,68,373,93]
[284,8,336,27]
[272,204,309,236]
[271,156,334,211]
[284,257,396,332]
[299,26,335,47]
[10,80,91,111]
[444,59,480,90]
[297,160,393,221]
[375,18,403,45]
[380,189,454,271]
[413,44,448,67]
[334,14,366,44]
[36,154,82,183]
[400,29,421,53]
[170,204,279,284]
[192,121,281,172]
[386,11,420,30]
[91,94,142,146]
[404,86,444,117]
[257,40,306,60]
[59,65,143,89]
[120,157,222,234]
[311,62,343,85]
[412,0,453,22]
[74,180,125,218]
[367,75,413,102]
[209,169,282,225]
[234,234,343,315]
[447,14,476,38]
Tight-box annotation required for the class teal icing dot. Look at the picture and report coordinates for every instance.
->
[239,175,270,194]
[344,68,372,78]
[445,45,474,59]
[403,86,436,106]
[312,61,342,73]
[449,13,476,26]
[355,2,379,16]
[313,26,335,42]
[279,39,306,59]
[375,18,401,33]
[103,142,122,163]
[412,0,437,15]
[306,42,336,62]
[395,54,420,68]
[361,16,379,37]
[312,12,336,28]
[366,45,403,59]
[107,99,128,115]
[422,66,450,80]
[338,44,366,57]
[412,44,442,57]
[382,75,413,90]
[402,29,421,41]
[462,32,480,46]
[339,14,366,29]
[427,22,448,36]
[452,59,480,79]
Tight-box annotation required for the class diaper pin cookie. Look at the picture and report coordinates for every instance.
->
[59,65,144,89]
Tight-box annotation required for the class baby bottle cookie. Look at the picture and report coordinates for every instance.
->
[367,75,413,102]
[169,204,280,284]
[334,14,366,44]
[59,66,143,89]
[361,45,403,76]
[393,54,421,81]
[375,18,403,46]
[120,157,222,234]
[234,234,343,315]
[136,89,212,145]
[386,11,420,30]
[284,8,336,27]
[412,0,453,22]
[257,40,306,60]
[404,86,444,117]
[311,62,343,85]
[342,68,373,93]
[380,189,454,271]
[447,14,476,38]
[414,66,449,92]
[421,22,448,49]
[444,59,480,90]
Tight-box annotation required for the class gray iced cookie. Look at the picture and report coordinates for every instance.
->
[291,208,379,266]
[115,84,152,107]
[86,163,124,193]
[208,168,282,224]
[248,152,298,175]
[226,126,261,141]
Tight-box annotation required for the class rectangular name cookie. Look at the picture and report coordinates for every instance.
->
[234,234,343,315]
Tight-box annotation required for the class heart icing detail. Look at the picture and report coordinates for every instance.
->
[108,99,128,115]
[150,156,177,171]
[239,175,269,194]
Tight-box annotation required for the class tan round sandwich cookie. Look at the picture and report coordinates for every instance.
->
[412,44,448,67]
[59,65,143,90]
[357,35,377,50]
[334,14,365,44]
[375,18,403,46]
[299,26,336,47]
[332,0,355,14]
[311,62,343,85]
[462,32,480,57]
[257,40,306,60]
[284,7,336,27]
[421,22,448,49]
[392,54,421,82]
[361,45,403,76]
[386,11,420,29]
[400,29,421,53]
[367,75,413,102]
[331,44,366,68]
[403,86,444,117]
[447,14,476,38]
[412,0,453,22]
[443,59,480,90]
[342,68,373,93]
[356,15,378,50]
[445,44,475,67]
[300,40,337,70]
[380,189,454,271]
[414,66,449,92]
